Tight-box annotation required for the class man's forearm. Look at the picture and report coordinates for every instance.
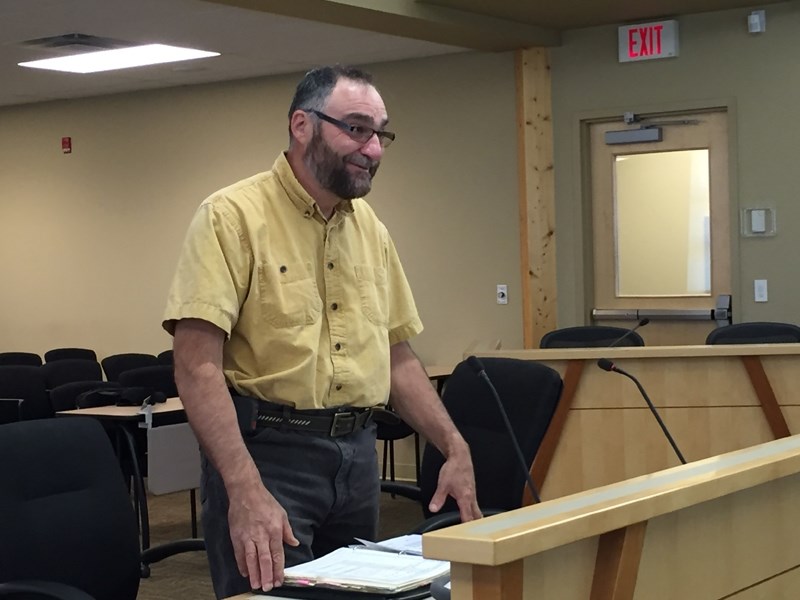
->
[388,342,468,459]
[173,320,261,492]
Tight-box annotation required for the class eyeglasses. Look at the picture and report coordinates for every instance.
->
[309,110,395,148]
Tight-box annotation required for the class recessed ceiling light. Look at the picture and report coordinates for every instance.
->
[18,44,220,74]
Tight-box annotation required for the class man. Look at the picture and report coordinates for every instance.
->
[163,65,480,599]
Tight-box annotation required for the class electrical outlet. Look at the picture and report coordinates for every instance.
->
[496,284,508,305]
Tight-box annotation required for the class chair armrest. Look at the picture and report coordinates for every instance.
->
[0,580,95,600]
[380,481,422,503]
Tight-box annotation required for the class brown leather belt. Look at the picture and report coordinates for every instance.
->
[255,405,375,437]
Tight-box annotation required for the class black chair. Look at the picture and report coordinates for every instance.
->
[382,357,562,532]
[41,359,103,390]
[0,418,141,600]
[375,410,421,484]
[157,350,174,365]
[49,380,123,412]
[119,365,178,397]
[539,325,645,348]
[0,365,51,420]
[44,347,97,363]
[101,353,159,382]
[706,321,800,345]
[0,352,42,367]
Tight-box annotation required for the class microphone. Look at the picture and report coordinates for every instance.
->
[597,358,686,464]
[608,318,650,347]
[466,355,541,503]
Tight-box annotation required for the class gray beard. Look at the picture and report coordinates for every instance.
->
[305,131,379,200]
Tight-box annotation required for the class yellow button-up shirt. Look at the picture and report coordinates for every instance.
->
[163,153,423,410]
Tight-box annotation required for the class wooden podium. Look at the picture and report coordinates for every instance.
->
[477,344,800,500]
[423,434,800,599]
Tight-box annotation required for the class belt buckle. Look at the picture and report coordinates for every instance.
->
[330,412,354,437]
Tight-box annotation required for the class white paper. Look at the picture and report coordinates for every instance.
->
[353,534,423,555]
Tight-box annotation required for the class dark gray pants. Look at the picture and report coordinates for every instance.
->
[200,422,380,599]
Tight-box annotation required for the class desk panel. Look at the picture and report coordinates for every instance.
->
[478,345,800,499]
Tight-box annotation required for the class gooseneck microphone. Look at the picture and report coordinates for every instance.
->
[466,355,541,503]
[608,318,650,347]
[597,358,686,465]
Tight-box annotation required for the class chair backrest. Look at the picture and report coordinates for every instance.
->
[0,365,51,420]
[41,359,103,390]
[44,347,97,363]
[705,321,800,345]
[417,358,562,517]
[157,349,174,365]
[101,353,159,382]
[49,380,123,412]
[539,325,645,348]
[0,418,140,600]
[0,352,42,367]
[119,365,178,397]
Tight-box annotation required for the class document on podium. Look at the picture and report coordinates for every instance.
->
[282,539,449,593]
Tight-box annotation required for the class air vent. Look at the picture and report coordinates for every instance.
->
[21,33,131,54]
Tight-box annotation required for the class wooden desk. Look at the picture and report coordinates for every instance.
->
[57,397,204,575]
[423,434,800,599]
[477,344,800,499]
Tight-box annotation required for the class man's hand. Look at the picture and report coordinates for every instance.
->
[427,446,482,522]
[228,483,299,591]
[388,341,482,524]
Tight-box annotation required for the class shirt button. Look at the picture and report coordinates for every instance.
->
[327,262,334,270]
[335,384,342,391]
[279,265,287,273]
[334,343,342,351]
[331,303,338,311]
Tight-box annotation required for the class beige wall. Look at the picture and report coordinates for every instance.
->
[0,51,524,364]
[551,1,800,326]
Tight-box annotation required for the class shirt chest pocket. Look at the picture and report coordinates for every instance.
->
[355,265,388,327]
[258,262,322,328]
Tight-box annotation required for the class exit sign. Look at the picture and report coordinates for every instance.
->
[618,20,679,63]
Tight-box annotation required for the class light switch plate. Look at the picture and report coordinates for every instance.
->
[754,279,768,302]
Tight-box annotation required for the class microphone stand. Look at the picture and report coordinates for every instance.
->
[597,359,686,465]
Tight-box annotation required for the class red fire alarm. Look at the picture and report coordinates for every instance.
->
[61,136,72,154]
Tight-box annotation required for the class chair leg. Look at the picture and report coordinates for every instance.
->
[381,440,390,480]
[190,489,198,538]
[414,432,421,485]
[388,439,396,482]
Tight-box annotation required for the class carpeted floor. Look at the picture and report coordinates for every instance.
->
[137,489,423,599]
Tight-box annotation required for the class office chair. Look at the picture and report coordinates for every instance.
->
[0,352,42,367]
[44,347,98,363]
[101,353,159,382]
[49,380,123,412]
[157,349,174,365]
[119,365,178,397]
[382,357,562,532]
[41,359,103,390]
[0,418,141,600]
[706,321,800,345]
[0,365,51,420]
[539,325,645,348]
[375,410,421,484]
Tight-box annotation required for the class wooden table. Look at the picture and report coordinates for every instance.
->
[422,434,800,599]
[477,344,800,499]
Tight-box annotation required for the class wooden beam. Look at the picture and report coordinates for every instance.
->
[473,561,524,600]
[741,355,791,439]
[528,359,583,502]
[590,522,647,600]
[515,48,557,348]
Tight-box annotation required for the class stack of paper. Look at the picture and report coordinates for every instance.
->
[283,543,449,593]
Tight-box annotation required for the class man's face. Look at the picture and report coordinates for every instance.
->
[303,80,388,200]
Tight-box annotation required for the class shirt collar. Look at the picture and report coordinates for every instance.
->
[273,152,355,220]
